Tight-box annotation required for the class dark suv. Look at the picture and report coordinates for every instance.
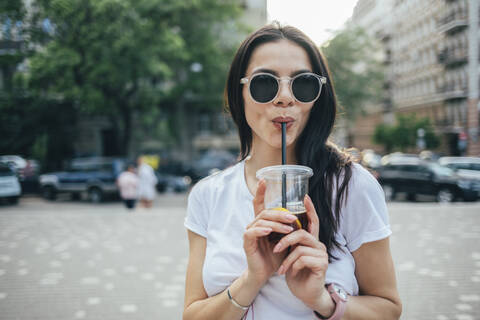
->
[377,160,480,202]
[39,157,125,203]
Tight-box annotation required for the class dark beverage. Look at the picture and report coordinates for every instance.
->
[268,208,308,243]
[290,210,308,232]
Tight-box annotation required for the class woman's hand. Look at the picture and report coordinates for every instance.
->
[273,194,330,311]
[243,179,298,287]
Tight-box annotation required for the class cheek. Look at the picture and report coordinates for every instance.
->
[297,106,313,132]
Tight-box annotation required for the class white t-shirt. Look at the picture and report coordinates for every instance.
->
[117,171,138,200]
[184,160,391,320]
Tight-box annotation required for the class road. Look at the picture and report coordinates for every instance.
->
[0,194,479,319]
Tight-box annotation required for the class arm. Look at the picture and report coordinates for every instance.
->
[183,180,299,320]
[182,230,262,320]
[342,238,402,320]
[274,195,401,319]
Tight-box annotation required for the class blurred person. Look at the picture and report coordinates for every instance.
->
[183,23,401,320]
[116,162,138,210]
[137,156,158,208]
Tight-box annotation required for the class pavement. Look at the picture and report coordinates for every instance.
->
[0,194,479,320]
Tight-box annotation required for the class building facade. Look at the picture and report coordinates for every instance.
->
[351,0,480,155]
[349,0,395,151]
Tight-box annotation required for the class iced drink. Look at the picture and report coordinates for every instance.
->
[256,165,313,242]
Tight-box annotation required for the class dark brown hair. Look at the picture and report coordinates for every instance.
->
[225,22,353,259]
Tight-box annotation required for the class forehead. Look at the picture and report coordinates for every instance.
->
[246,39,312,75]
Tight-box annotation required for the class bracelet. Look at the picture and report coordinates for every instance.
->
[227,288,249,310]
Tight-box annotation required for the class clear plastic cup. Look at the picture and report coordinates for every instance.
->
[256,165,313,241]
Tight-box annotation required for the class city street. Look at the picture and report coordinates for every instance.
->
[0,194,479,320]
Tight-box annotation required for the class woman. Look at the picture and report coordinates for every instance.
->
[116,162,138,210]
[183,23,402,320]
[136,156,158,208]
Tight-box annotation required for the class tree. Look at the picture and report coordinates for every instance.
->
[0,0,26,92]
[321,26,384,146]
[373,114,440,153]
[26,0,241,156]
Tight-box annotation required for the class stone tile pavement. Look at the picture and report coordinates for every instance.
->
[0,195,479,319]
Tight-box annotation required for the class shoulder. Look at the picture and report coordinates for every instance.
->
[348,163,383,194]
[335,162,386,213]
[339,164,391,251]
[188,162,242,203]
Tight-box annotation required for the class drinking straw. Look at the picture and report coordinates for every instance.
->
[281,123,287,209]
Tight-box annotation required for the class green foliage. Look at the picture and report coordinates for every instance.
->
[2,0,242,160]
[0,92,76,169]
[0,0,25,22]
[321,26,384,123]
[373,114,440,153]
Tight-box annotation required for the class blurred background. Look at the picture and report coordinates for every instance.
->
[0,0,480,319]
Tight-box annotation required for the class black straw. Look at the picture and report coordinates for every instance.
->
[281,123,287,209]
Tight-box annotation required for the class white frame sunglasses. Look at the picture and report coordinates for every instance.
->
[240,72,327,104]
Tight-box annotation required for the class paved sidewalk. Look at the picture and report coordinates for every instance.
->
[389,202,480,320]
[0,196,479,319]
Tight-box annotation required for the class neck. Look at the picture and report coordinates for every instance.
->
[244,137,298,182]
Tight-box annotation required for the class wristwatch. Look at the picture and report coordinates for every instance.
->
[313,283,348,320]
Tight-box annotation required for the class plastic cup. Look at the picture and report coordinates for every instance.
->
[256,165,313,242]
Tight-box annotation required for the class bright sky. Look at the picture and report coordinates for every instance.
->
[267,0,359,46]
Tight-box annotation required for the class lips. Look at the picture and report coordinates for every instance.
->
[272,117,294,130]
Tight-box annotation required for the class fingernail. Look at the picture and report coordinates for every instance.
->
[283,225,293,233]
[278,265,285,275]
[273,243,282,253]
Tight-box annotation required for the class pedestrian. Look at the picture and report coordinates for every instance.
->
[116,162,138,210]
[183,23,402,320]
[136,156,158,208]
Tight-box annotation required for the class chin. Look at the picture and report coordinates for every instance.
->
[267,136,296,149]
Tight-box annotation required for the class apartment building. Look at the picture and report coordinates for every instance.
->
[351,0,480,155]
[349,0,395,151]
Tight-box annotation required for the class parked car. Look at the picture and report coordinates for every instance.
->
[438,156,480,171]
[39,157,125,203]
[380,152,419,166]
[157,161,201,184]
[155,171,191,193]
[0,163,21,204]
[438,157,480,184]
[0,155,41,193]
[0,155,28,173]
[189,149,237,182]
[377,160,480,202]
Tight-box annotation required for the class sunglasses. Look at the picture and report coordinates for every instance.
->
[240,72,327,104]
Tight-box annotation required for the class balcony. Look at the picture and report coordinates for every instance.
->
[437,83,468,101]
[437,10,468,34]
[440,48,468,68]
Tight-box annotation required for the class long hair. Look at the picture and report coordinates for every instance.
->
[225,23,353,259]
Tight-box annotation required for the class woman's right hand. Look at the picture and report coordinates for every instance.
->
[243,179,299,287]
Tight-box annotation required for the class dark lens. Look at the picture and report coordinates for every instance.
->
[292,74,320,103]
[250,74,278,103]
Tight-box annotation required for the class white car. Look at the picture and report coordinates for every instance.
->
[0,155,27,171]
[438,157,480,179]
[0,163,21,204]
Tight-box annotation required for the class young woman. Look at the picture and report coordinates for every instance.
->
[183,23,402,320]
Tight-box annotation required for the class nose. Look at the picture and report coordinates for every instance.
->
[273,79,294,107]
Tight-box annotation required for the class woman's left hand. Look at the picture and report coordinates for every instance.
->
[272,194,330,311]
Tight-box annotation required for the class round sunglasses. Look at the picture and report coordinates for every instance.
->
[240,72,327,104]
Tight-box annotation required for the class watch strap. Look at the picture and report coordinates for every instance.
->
[313,283,348,320]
